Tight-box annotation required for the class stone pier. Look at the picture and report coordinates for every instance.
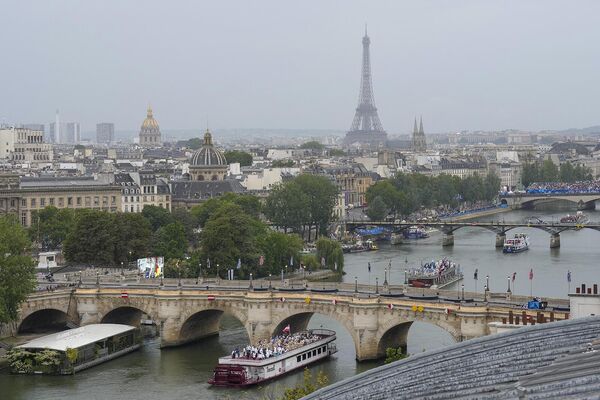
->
[442,234,454,246]
[495,233,506,248]
[550,233,561,248]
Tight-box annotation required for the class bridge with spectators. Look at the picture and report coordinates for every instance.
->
[344,220,600,248]
[16,279,569,361]
[499,191,600,210]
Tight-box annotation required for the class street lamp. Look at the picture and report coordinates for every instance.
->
[507,275,511,293]
[196,263,202,285]
[354,276,358,293]
[216,263,220,280]
[485,275,490,292]
[461,284,465,301]
[249,273,253,289]
[375,277,379,294]
[268,274,272,290]
[121,261,124,277]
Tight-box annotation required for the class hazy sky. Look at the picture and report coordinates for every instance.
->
[3,1,600,134]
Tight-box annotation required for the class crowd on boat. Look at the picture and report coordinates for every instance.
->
[407,258,457,277]
[525,180,600,194]
[230,332,322,361]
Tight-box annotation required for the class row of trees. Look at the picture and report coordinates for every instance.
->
[521,160,593,187]
[365,172,501,221]
[265,174,339,240]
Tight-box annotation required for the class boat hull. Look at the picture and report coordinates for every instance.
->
[503,246,529,254]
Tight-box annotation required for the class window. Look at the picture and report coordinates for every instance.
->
[77,197,82,205]
[313,350,316,356]
[21,212,26,226]
[40,198,45,207]
[317,348,321,355]
[58,198,64,207]
[30,198,36,208]
[94,196,99,206]
[297,356,301,363]
[111,196,116,204]
[302,354,306,360]
[85,197,91,206]
[10,199,15,207]
[49,198,54,206]
[67,197,73,206]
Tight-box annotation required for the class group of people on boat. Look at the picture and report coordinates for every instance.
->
[230,332,322,361]
[408,258,456,278]
[525,180,600,194]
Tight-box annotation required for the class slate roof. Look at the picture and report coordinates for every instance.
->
[170,179,244,202]
[304,316,600,400]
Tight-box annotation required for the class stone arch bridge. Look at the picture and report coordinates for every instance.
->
[499,192,600,210]
[17,285,569,361]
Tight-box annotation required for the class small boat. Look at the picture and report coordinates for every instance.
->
[403,226,429,239]
[406,259,462,288]
[560,211,589,226]
[503,233,529,254]
[390,233,403,245]
[208,329,337,388]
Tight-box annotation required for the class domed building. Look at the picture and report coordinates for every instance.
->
[189,129,228,181]
[139,106,162,147]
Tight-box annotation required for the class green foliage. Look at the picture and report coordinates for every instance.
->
[8,348,62,374]
[280,368,329,400]
[265,182,310,233]
[191,194,261,227]
[63,210,117,265]
[522,160,593,187]
[329,148,346,157]
[153,222,188,261]
[180,137,203,150]
[299,141,324,150]
[142,205,175,231]
[384,346,407,364]
[65,348,78,364]
[259,231,303,275]
[315,237,344,272]
[0,216,37,324]
[224,150,253,166]
[293,174,338,235]
[366,196,388,221]
[271,159,295,168]
[29,206,77,249]
[112,213,152,264]
[172,207,200,244]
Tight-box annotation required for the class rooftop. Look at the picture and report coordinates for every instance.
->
[17,324,136,352]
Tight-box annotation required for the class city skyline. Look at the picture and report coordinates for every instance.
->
[3,1,600,134]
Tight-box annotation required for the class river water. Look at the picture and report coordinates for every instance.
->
[4,208,599,400]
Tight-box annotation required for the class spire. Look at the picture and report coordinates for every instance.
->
[365,23,368,37]
[413,118,418,135]
[203,128,213,146]
[147,105,153,119]
[419,116,424,135]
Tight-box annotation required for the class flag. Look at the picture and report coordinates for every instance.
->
[529,268,533,280]
[207,258,211,269]
[290,256,294,267]
[473,268,478,280]
[321,257,326,267]
[334,261,338,271]
[512,272,516,282]
[368,262,371,273]
[282,324,291,334]
[259,255,264,266]
[280,297,286,302]
[445,308,451,315]
[387,303,394,310]
[236,258,241,270]
[332,299,337,305]
[567,270,571,283]
[388,260,392,269]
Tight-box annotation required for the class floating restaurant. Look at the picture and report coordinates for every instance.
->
[9,324,140,375]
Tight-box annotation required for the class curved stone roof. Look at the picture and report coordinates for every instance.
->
[190,129,227,166]
[304,316,600,400]
[140,106,160,133]
[549,142,589,155]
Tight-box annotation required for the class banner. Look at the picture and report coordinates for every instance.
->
[138,257,164,278]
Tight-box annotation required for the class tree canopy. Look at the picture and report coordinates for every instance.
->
[0,216,36,325]
[271,159,295,168]
[522,160,592,187]
[299,141,324,150]
[224,150,253,166]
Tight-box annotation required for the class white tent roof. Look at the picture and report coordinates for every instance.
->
[17,324,135,352]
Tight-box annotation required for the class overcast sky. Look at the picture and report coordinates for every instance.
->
[2,1,600,134]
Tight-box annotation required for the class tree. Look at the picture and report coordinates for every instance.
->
[112,213,152,265]
[142,205,174,231]
[63,210,116,265]
[483,172,502,201]
[152,222,188,261]
[299,141,324,150]
[329,149,345,157]
[0,216,36,326]
[172,207,199,244]
[259,231,303,275]
[271,159,295,168]
[280,368,329,400]
[294,174,338,237]
[315,237,344,272]
[384,346,407,364]
[224,150,253,166]
[540,159,559,182]
[366,196,388,221]
[521,163,540,187]
[265,182,310,233]
[559,162,575,183]
[29,206,77,250]
[179,137,203,150]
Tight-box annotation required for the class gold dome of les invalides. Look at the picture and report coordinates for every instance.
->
[140,106,160,132]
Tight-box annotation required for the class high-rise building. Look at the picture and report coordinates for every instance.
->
[412,117,427,152]
[0,127,53,163]
[139,107,161,146]
[345,27,387,147]
[64,122,81,144]
[96,123,115,144]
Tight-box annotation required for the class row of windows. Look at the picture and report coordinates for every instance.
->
[4,196,118,209]
[296,345,327,363]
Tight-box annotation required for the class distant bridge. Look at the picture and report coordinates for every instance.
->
[18,280,569,361]
[499,192,600,210]
[344,220,600,248]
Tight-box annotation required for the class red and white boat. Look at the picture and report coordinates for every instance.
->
[208,329,337,388]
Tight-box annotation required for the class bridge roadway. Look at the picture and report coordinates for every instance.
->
[344,220,600,248]
[18,279,570,361]
[499,192,600,210]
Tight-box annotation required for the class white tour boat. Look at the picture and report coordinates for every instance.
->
[208,329,337,387]
[503,233,530,253]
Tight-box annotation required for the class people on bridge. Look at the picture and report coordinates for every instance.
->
[525,180,600,195]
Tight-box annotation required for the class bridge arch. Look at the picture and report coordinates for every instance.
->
[175,305,249,347]
[100,306,154,327]
[18,308,70,333]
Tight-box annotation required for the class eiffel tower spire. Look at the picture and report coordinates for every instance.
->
[345,28,387,146]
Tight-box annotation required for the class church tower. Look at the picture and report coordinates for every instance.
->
[412,116,427,152]
[139,106,162,147]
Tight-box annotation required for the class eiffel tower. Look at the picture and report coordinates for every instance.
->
[345,27,388,147]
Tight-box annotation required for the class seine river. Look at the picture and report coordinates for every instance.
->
[4,208,599,400]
